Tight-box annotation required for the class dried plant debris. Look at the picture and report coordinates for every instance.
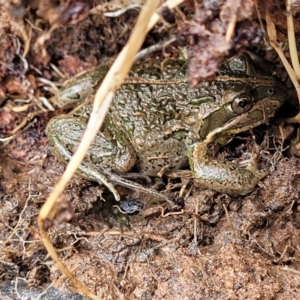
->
[35,0,93,25]
[90,0,145,17]
[177,0,262,86]
[258,0,300,32]
[0,0,30,42]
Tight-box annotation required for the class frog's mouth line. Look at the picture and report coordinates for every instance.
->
[203,99,282,144]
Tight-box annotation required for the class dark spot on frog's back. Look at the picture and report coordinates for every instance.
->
[164,129,189,141]
[66,143,75,152]
[221,80,245,92]
[218,55,248,77]
[120,117,135,136]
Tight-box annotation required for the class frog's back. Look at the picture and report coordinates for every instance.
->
[110,60,219,175]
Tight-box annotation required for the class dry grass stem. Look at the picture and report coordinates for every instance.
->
[286,0,300,78]
[266,10,300,123]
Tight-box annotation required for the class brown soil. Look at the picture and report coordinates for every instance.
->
[0,1,300,299]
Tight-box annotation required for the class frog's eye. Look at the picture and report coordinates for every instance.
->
[267,88,274,95]
[231,96,253,114]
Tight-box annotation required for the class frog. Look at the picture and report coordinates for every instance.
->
[46,54,287,202]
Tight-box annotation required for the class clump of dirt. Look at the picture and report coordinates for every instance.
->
[0,0,300,299]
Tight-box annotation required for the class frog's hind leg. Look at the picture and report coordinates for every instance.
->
[46,115,124,200]
[46,115,170,203]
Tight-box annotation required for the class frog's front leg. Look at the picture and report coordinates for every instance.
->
[188,142,269,195]
[46,115,169,203]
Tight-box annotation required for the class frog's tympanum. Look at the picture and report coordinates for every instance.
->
[46,54,286,201]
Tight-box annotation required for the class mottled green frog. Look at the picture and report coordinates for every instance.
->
[46,54,286,201]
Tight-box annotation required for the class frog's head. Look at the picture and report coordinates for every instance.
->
[198,54,287,143]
